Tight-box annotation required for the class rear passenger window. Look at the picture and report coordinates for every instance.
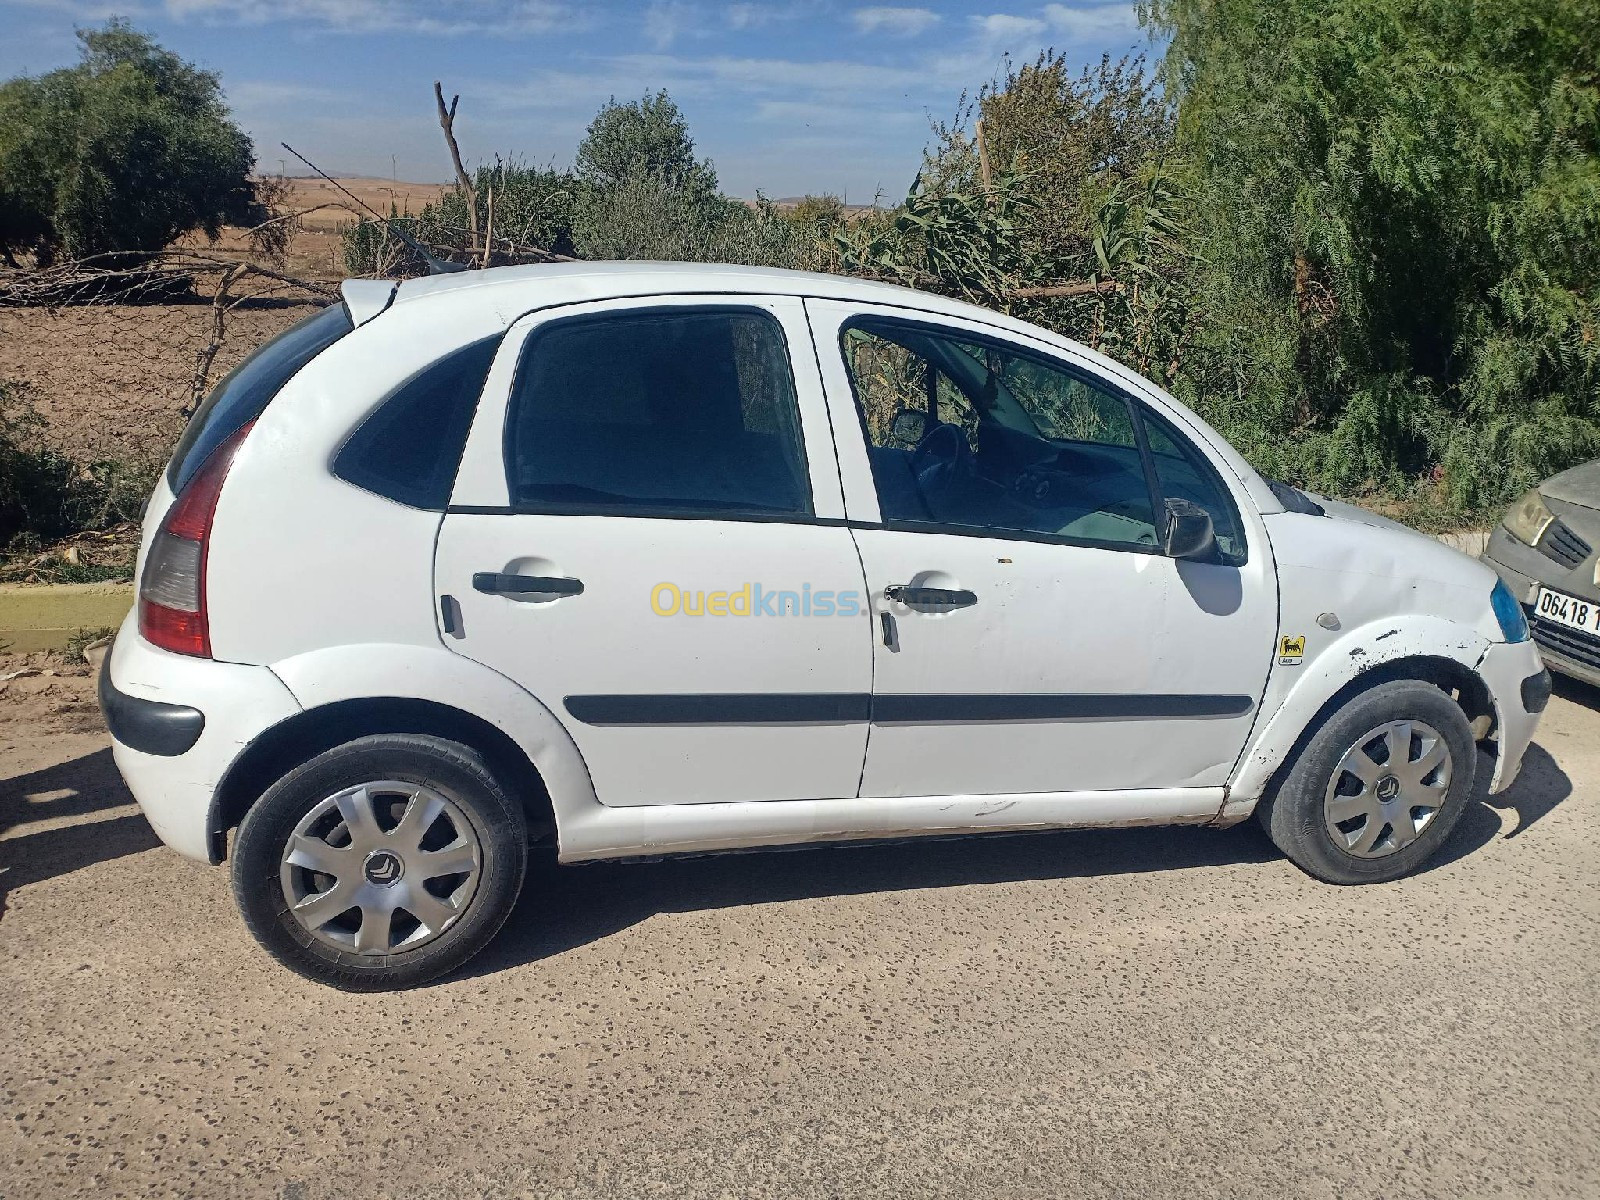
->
[334,337,497,510]
[505,308,811,517]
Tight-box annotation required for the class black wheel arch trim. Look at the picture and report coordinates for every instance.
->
[206,696,556,866]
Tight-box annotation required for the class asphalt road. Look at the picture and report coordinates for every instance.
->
[2,670,1597,1199]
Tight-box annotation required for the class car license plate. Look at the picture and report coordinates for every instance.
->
[1534,586,1600,636]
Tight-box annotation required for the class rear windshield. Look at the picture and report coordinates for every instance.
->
[167,303,353,493]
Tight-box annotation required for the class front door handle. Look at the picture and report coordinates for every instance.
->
[472,572,585,597]
[884,584,977,610]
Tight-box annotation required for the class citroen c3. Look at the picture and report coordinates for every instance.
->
[99,263,1550,990]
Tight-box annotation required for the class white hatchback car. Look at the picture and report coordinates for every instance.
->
[102,263,1548,990]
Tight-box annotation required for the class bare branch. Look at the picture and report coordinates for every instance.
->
[0,249,336,308]
[434,81,480,249]
[1008,279,1124,300]
[975,118,993,192]
[242,201,358,235]
[482,185,494,269]
[189,261,246,413]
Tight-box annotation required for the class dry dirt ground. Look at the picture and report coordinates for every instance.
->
[0,304,316,465]
[189,176,453,282]
[1,662,1597,1200]
[0,177,447,465]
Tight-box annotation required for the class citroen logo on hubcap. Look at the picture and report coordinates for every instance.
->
[363,849,404,886]
[1375,775,1401,801]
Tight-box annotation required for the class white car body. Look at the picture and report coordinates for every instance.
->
[105,263,1543,871]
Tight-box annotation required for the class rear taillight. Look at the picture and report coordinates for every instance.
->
[138,422,253,657]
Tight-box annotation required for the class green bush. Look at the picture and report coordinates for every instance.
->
[573,174,809,267]
[430,159,575,257]
[1145,0,1600,510]
[341,91,815,275]
[569,91,810,266]
[0,379,155,550]
[0,20,260,263]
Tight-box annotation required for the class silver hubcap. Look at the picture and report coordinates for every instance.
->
[279,781,482,955]
[1324,720,1452,858]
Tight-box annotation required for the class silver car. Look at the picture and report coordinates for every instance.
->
[1482,459,1600,687]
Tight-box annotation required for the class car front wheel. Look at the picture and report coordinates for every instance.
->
[232,734,527,990]
[1256,679,1478,884]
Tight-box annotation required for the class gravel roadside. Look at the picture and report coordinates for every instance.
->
[1,666,1597,1199]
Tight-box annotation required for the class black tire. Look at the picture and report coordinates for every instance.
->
[1255,679,1477,884]
[232,734,527,990]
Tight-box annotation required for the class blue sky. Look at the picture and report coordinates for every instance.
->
[2,1,1154,199]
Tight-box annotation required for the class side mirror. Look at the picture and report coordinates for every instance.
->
[890,408,931,447]
[1163,497,1217,561]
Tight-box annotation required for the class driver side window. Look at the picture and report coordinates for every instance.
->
[842,327,976,451]
[839,320,1159,551]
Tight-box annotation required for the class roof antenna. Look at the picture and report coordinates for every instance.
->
[280,141,468,275]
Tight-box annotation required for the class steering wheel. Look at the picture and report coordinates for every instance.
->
[910,421,972,513]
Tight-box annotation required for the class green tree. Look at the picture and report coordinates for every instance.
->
[852,54,1188,380]
[569,90,805,266]
[923,53,1173,285]
[574,90,719,198]
[0,19,258,263]
[1144,0,1600,507]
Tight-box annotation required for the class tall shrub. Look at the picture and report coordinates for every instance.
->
[1144,0,1600,505]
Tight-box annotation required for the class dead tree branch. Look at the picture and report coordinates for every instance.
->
[434,81,480,251]
[975,119,993,194]
[0,249,337,308]
[189,261,247,413]
[482,185,494,269]
[1008,278,1124,300]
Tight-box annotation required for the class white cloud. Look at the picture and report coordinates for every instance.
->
[8,0,157,20]
[725,2,798,30]
[753,99,923,128]
[970,12,1048,41]
[642,1,697,49]
[158,0,583,36]
[850,6,939,37]
[489,52,936,106]
[227,79,343,108]
[1042,2,1141,42]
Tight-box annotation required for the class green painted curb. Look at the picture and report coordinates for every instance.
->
[0,582,134,654]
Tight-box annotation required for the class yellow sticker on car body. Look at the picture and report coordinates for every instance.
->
[1279,635,1305,664]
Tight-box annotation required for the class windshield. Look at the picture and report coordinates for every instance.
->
[167,303,353,493]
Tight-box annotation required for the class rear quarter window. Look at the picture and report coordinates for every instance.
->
[169,304,353,493]
[333,337,498,510]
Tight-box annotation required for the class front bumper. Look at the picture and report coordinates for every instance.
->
[1475,638,1548,795]
[1482,527,1600,689]
[102,610,301,863]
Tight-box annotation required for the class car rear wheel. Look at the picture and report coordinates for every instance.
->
[232,734,527,990]
[1256,679,1477,884]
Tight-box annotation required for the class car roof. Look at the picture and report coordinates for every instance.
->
[388,260,987,321]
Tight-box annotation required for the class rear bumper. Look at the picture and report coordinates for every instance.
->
[103,611,300,863]
[99,663,204,756]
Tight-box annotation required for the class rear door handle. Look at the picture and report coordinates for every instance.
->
[884,584,977,610]
[472,572,585,597]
